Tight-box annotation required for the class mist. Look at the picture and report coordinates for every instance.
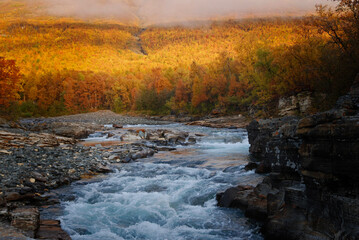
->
[38,0,334,25]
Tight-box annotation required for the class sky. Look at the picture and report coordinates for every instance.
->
[38,0,334,24]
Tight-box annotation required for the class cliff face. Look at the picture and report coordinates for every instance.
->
[217,74,359,240]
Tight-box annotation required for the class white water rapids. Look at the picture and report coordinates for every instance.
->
[50,124,263,240]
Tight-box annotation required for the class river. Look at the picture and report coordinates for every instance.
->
[44,124,263,240]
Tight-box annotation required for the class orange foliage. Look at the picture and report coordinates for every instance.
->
[0,57,21,107]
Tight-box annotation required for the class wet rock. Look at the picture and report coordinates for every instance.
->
[187,137,196,144]
[156,146,176,151]
[138,130,148,140]
[10,207,39,238]
[122,154,133,163]
[217,185,253,209]
[122,133,141,141]
[217,185,268,221]
[36,219,71,240]
[131,148,155,160]
[96,164,112,173]
[244,162,258,171]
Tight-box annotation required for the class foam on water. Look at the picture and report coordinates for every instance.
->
[57,125,263,240]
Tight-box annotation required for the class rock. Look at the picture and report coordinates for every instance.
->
[217,185,268,221]
[113,124,123,128]
[31,171,47,182]
[0,130,76,149]
[108,154,119,161]
[247,117,301,178]
[0,221,28,240]
[36,219,71,240]
[138,130,148,140]
[156,146,176,151]
[122,154,132,163]
[217,186,253,209]
[0,149,11,154]
[46,122,101,139]
[244,162,258,171]
[121,133,141,141]
[10,207,39,238]
[96,164,112,173]
[187,137,196,144]
[5,192,22,202]
[278,91,314,117]
[187,115,249,129]
[107,132,115,138]
[131,148,155,160]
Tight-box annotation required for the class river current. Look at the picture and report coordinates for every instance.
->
[48,124,263,240]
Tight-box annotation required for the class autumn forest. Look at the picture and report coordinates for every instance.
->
[0,0,358,118]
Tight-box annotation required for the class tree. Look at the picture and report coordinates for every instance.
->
[315,0,359,64]
[0,58,21,107]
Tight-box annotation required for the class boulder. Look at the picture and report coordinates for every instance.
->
[217,185,268,221]
[10,207,39,238]
[36,219,71,240]
[278,91,314,117]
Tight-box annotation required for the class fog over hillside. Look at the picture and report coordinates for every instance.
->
[35,0,334,24]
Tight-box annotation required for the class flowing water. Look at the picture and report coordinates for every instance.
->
[49,124,263,240]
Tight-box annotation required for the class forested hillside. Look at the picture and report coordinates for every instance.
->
[0,0,358,118]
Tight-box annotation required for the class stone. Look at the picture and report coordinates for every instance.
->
[187,137,196,144]
[96,164,112,173]
[31,171,47,182]
[0,222,28,240]
[244,162,258,171]
[10,207,39,238]
[122,154,132,163]
[108,154,119,161]
[36,219,71,240]
[278,92,314,117]
[217,186,252,209]
[5,192,22,202]
[187,115,249,129]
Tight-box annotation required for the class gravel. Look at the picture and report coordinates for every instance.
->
[20,110,172,126]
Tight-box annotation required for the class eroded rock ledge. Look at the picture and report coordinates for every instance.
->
[217,74,359,240]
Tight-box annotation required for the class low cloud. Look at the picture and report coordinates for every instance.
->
[37,0,334,24]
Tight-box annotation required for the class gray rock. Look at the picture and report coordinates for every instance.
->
[10,207,39,238]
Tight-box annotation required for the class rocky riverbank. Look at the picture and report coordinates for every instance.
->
[0,112,206,239]
[217,75,359,239]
